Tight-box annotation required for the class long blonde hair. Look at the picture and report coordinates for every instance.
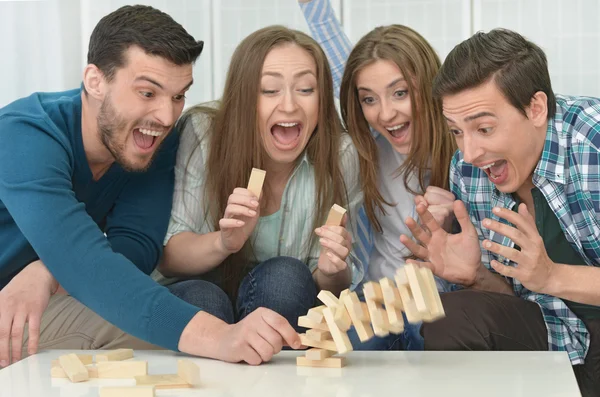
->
[180,26,347,298]
[340,25,456,233]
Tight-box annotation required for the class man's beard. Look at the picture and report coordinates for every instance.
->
[97,96,162,173]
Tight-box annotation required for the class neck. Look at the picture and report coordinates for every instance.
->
[263,159,296,188]
[81,95,115,180]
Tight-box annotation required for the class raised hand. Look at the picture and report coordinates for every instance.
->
[218,187,261,254]
[415,186,455,232]
[315,214,352,276]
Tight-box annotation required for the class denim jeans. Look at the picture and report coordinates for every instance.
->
[167,256,317,332]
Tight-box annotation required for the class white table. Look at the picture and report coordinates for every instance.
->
[0,350,580,397]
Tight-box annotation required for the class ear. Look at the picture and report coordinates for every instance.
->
[526,91,548,128]
[82,64,106,100]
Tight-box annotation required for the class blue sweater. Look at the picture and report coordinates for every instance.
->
[0,89,200,351]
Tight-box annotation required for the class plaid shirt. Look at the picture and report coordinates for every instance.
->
[451,95,600,364]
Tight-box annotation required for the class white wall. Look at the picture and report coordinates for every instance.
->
[1,0,599,108]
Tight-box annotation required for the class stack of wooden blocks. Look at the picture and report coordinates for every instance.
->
[50,348,200,396]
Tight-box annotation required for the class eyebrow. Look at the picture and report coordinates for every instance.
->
[261,70,316,79]
[357,77,406,92]
[444,111,497,123]
[134,76,194,93]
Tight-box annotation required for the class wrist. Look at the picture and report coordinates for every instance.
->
[214,232,234,257]
[541,262,564,296]
[467,264,490,290]
[179,311,229,359]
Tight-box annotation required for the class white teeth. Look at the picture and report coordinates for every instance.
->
[276,122,299,128]
[480,162,496,170]
[386,123,407,131]
[139,128,162,137]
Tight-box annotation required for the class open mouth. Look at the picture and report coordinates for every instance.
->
[480,159,508,184]
[270,121,302,150]
[133,128,162,152]
[385,122,410,142]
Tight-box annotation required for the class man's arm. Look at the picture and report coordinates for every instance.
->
[0,117,199,350]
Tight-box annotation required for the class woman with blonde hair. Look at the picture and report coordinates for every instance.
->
[299,0,457,350]
[158,25,364,365]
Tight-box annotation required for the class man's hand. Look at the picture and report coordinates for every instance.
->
[415,186,455,232]
[483,204,556,294]
[400,200,483,286]
[0,260,57,367]
[179,308,301,365]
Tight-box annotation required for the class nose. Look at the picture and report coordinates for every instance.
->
[461,132,484,164]
[153,98,177,129]
[280,89,298,113]
[379,98,396,123]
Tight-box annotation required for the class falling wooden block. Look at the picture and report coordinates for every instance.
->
[405,264,430,315]
[380,277,405,333]
[96,348,134,362]
[297,356,346,368]
[97,361,148,378]
[317,290,341,308]
[135,374,191,389]
[363,281,384,302]
[307,305,326,323]
[51,361,98,379]
[365,299,390,337]
[322,307,353,354]
[306,329,332,342]
[339,289,351,299]
[342,293,374,342]
[298,316,330,331]
[100,386,155,397]
[395,268,422,323]
[325,204,347,226]
[59,354,89,383]
[333,306,352,331]
[178,360,200,387]
[299,333,338,351]
[247,168,266,198]
[305,348,334,361]
[419,267,445,321]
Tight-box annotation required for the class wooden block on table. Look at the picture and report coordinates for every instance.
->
[322,307,353,354]
[54,354,92,365]
[332,306,352,332]
[96,348,134,362]
[317,290,341,308]
[298,315,330,331]
[178,360,200,387]
[51,361,98,379]
[297,356,346,368]
[247,168,266,198]
[405,264,430,315]
[306,328,332,342]
[97,361,148,378]
[59,353,89,383]
[365,299,390,338]
[363,281,384,302]
[419,267,445,321]
[305,348,334,361]
[325,204,347,226]
[299,333,338,351]
[135,374,191,389]
[100,386,155,397]
[307,305,326,323]
[342,294,374,342]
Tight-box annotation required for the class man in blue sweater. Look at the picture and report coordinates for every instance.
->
[0,5,301,367]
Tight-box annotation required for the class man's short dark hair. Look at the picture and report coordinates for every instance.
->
[87,5,203,81]
[433,28,556,119]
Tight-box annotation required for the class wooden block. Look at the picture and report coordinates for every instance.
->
[306,329,332,342]
[340,289,350,299]
[59,353,89,383]
[297,356,346,368]
[325,204,347,226]
[51,361,98,379]
[96,348,134,362]
[380,277,405,333]
[51,354,92,366]
[333,306,352,332]
[317,290,341,308]
[100,386,155,397]
[395,268,422,323]
[97,361,148,378]
[322,307,353,354]
[247,168,266,198]
[419,267,445,321]
[298,315,330,331]
[342,294,374,342]
[405,264,430,315]
[363,281,384,302]
[365,299,390,337]
[360,302,371,322]
[178,360,200,387]
[299,333,338,351]
[307,305,326,323]
[305,348,334,361]
[135,374,191,389]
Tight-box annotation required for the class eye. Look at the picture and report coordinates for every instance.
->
[173,94,186,102]
[298,88,315,94]
[449,128,462,136]
[394,90,408,98]
[361,97,375,105]
[262,89,277,95]
[140,91,154,98]
[479,127,493,134]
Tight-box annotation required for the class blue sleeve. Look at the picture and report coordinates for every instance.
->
[104,132,179,275]
[300,0,353,98]
[0,116,199,351]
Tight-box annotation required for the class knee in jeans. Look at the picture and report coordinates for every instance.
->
[252,256,316,299]
[168,280,234,324]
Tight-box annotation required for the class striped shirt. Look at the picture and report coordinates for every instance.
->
[451,95,600,364]
[164,104,365,289]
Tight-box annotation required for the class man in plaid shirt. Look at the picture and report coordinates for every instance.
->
[401,29,600,395]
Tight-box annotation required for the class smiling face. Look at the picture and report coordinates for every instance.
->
[355,59,413,154]
[443,79,548,194]
[97,46,193,172]
[257,43,319,169]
